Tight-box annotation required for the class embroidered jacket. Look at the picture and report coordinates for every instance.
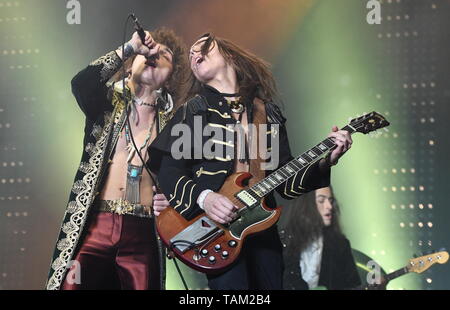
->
[46,51,172,290]
[149,85,331,220]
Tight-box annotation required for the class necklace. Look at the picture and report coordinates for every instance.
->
[133,97,157,107]
[124,120,155,162]
[225,97,245,114]
[123,118,156,203]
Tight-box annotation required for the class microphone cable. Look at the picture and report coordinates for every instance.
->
[121,13,190,291]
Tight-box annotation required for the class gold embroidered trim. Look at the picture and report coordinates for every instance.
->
[211,139,234,147]
[195,167,228,177]
[89,51,122,83]
[207,108,231,119]
[169,176,186,203]
[78,162,91,174]
[287,173,302,195]
[180,183,197,215]
[207,123,234,132]
[266,127,278,137]
[174,179,193,209]
[91,124,103,141]
[283,183,296,198]
[299,162,315,190]
[47,106,120,290]
[214,155,232,161]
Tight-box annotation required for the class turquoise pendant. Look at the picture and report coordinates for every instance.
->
[126,164,143,204]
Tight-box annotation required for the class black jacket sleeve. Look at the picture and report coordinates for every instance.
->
[157,155,212,219]
[266,103,330,199]
[71,50,122,120]
[149,98,225,219]
[319,232,362,290]
[338,238,362,289]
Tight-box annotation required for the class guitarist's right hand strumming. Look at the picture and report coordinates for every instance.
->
[202,192,238,224]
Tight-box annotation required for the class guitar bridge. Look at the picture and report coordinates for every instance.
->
[170,216,220,253]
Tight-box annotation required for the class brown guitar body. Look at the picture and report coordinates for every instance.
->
[156,172,281,273]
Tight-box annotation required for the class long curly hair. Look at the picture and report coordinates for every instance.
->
[185,33,280,104]
[109,27,189,109]
[281,187,343,258]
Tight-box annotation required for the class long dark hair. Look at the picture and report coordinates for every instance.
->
[281,187,343,258]
[185,33,280,104]
[109,27,189,109]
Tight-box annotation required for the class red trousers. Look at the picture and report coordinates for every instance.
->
[61,211,160,290]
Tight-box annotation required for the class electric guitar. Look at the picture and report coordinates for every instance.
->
[357,250,449,290]
[157,112,390,273]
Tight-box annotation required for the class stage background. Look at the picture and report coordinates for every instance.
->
[0,0,449,290]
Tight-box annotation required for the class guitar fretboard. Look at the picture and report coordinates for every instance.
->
[246,124,354,199]
[385,267,409,282]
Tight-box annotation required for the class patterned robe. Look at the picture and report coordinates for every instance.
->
[46,51,172,290]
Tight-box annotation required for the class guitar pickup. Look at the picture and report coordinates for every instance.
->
[236,190,258,207]
[170,216,219,253]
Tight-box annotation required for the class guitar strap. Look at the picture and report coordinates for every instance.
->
[248,97,267,187]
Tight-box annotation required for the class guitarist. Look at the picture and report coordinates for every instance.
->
[279,186,362,290]
[149,33,353,289]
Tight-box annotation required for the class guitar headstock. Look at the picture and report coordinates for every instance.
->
[348,111,390,134]
[407,251,449,274]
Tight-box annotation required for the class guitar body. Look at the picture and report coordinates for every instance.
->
[156,172,281,273]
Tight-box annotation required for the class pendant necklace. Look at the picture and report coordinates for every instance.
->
[124,118,156,204]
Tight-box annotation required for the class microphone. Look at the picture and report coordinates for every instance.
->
[130,13,158,65]
[131,13,146,44]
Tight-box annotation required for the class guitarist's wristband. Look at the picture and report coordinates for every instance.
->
[197,189,213,210]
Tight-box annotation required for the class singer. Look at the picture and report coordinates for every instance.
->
[46,26,188,290]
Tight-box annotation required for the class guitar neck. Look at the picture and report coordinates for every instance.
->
[248,124,356,198]
[384,266,409,282]
[354,266,409,290]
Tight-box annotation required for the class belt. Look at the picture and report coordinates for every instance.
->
[94,199,153,218]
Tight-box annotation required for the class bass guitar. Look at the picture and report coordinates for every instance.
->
[312,251,449,290]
